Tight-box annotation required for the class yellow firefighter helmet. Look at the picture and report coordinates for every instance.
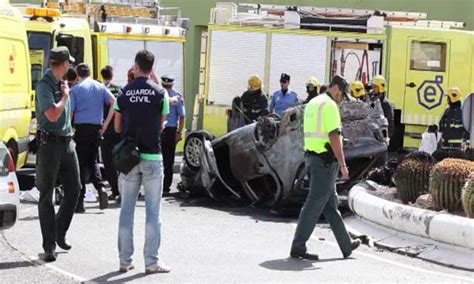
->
[370,75,386,93]
[350,81,366,98]
[248,74,263,91]
[305,77,320,91]
[447,87,461,103]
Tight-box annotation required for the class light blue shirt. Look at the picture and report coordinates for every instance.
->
[165,88,185,128]
[270,89,298,116]
[71,77,114,125]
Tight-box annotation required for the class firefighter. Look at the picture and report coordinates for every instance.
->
[303,77,321,103]
[350,81,366,101]
[241,74,268,124]
[370,75,394,138]
[270,73,298,116]
[439,87,467,148]
[290,75,360,260]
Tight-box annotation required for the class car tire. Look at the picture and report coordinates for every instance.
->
[183,131,214,171]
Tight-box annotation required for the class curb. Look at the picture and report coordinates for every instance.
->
[348,182,474,249]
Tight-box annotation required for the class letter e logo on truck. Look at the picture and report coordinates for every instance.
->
[416,76,444,110]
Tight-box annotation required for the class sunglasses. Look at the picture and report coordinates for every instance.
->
[355,88,363,92]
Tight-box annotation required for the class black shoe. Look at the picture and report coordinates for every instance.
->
[162,191,171,197]
[290,251,319,260]
[343,239,361,259]
[98,191,109,210]
[43,249,57,262]
[56,238,72,250]
[75,202,85,214]
[108,194,118,201]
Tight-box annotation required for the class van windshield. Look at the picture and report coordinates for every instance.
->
[27,32,52,90]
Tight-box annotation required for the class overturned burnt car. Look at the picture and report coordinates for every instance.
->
[179,99,388,208]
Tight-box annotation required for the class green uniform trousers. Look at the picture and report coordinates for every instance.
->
[291,153,352,256]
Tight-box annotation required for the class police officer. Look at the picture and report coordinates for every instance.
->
[350,81,366,101]
[71,63,116,213]
[270,73,298,116]
[290,75,360,260]
[161,75,185,195]
[303,77,321,104]
[370,75,394,138]
[439,87,467,148]
[36,47,81,262]
[241,74,268,124]
[101,65,121,201]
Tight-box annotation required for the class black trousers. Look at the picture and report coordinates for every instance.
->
[74,124,102,204]
[37,139,81,251]
[102,135,120,197]
[161,127,177,193]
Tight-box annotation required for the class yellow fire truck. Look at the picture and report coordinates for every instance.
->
[16,0,188,127]
[194,3,474,150]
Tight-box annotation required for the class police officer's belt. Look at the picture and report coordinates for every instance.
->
[38,130,72,143]
[306,150,337,164]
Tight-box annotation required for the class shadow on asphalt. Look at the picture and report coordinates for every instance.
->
[259,258,321,271]
[163,193,298,224]
[86,271,150,283]
[0,260,38,270]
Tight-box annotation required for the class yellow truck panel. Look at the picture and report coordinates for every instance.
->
[386,26,473,148]
[0,3,32,168]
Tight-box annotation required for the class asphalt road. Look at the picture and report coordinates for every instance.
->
[1,179,474,283]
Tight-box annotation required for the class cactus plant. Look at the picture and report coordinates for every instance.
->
[394,152,436,204]
[462,174,474,218]
[430,158,474,212]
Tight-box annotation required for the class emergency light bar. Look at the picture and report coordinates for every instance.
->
[26,7,61,18]
[96,22,184,36]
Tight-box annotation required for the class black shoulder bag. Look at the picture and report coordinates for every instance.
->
[112,132,140,174]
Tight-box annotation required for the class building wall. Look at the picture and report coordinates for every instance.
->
[161,0,474,130]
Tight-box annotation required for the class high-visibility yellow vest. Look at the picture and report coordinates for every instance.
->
[304,93,342,153]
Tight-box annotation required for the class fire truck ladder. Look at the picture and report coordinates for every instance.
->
[212,2,465,31]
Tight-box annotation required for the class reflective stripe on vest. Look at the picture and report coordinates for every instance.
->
[304,101,328,138]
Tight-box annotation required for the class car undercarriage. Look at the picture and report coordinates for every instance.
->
[179,99,389,210]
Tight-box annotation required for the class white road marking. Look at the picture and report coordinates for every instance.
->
[27,256,87,282]
[313,236,474,282]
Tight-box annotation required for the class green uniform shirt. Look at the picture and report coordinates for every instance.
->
[303,93,341,153]
[36,70,73,136]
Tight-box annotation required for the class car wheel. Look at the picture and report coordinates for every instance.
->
[184,131,213,171]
